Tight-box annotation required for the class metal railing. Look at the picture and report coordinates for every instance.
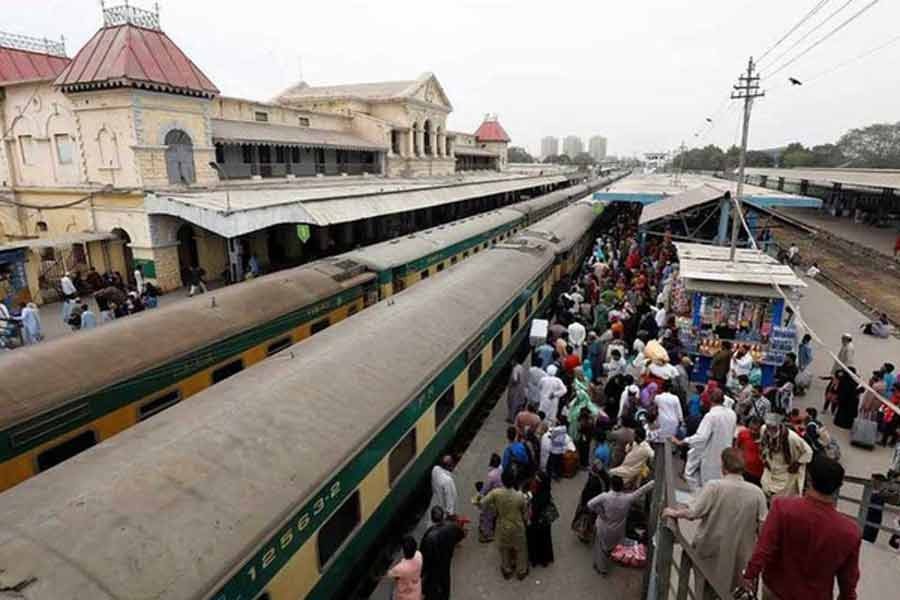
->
[102,3,161,30]
[646,441,735,600]
[647,440,900,600]
[0,31,66,57]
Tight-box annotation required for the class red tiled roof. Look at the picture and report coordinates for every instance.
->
[54,24,218,97]
[0,46,70,86]
[474,118,510,143]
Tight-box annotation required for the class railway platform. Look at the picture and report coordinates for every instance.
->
[774,206,899,258]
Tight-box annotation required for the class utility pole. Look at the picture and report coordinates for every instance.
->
[674,141,687,185]
[729,56,764,260]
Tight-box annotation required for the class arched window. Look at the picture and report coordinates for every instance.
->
[411,122,420,156]
[165,129,196,184]
[97,127,120,169]
[423,120,433,156]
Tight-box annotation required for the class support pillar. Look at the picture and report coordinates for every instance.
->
[416,129,425,157]
[227,238,243,283]
[716,196,731,245]
[315,226,330,253]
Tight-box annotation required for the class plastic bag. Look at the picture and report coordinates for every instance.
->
[611,540,647,567]
[644,340,669,364]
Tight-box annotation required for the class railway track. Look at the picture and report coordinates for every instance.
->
[765,208,900,333]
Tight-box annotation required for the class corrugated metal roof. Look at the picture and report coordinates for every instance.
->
[146,174,568,238]
[474,118,511,142]
[744,167,900,191]
[0,232,116,252]
[681,278,782,298]
[638,184,725,225]
[0,45,70,86]
[54,24,218,96]
[210,119,386,151]
[679,258,805,288]
[674,242,778,264]
[453,146,497,157]
[343,209,520,270]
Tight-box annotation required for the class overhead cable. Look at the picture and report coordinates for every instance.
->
[756,0,833,64]
[764,0,883,80]
[763,0,858,72]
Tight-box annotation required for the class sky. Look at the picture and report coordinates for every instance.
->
[7,0,900,158]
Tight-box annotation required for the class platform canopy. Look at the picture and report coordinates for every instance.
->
[146,173,568,238]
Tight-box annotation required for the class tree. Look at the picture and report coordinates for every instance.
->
[837,122,900,168]
[508,146,534,163]
[573,152,594,166]
[781,142,815,168]
[745,151,775,168]
[556,154,572,165]
[542,154,559,164]
[809,143,845,167]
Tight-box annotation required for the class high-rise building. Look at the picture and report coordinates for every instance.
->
[589,135,607,161]
[563,135,583,158]
[540,136,559,159]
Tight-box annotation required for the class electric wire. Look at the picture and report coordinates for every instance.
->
[756,0,833,64]
[762,0,858,73]
[730,190,900,417]
[763,0,883,80]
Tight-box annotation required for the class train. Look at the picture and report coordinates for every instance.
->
[0,173,628,493]
[0,196,609,600]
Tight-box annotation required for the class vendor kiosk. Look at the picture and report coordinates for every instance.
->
[669,243,806,387]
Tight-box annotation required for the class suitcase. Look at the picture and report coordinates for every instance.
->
[851,417,878,449]
[561,450,579,478]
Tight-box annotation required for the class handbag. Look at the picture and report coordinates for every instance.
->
[543,500,560,523]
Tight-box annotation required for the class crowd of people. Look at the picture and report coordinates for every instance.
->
[383,206,889,600]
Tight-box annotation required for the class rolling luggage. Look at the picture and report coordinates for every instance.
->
[561,450,579,478]
[851,417,878,449]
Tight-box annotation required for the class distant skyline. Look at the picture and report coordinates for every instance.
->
[7,0,900,158]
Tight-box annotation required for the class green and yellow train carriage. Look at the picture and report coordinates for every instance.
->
[0,201,604,600]
[0,179,613,493]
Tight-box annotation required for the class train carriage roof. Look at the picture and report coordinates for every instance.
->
[517,201,598,253]
[506,182,591,217]
[342,208,522,271]
[0,259,373,428]
[0,240,555,600]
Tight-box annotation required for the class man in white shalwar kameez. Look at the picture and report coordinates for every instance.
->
[431,456,458,517]
[676,388,736,489]
[537,365,567,425]
[17,303,42,345]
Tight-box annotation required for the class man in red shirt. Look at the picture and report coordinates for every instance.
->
[742,453,861,600]
[734,416,764,487]
[563,344,582,375]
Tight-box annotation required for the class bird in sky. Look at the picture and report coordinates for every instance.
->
[789,77,803,86]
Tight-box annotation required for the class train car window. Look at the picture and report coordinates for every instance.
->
[451,256,458,265]
[317,491,361,569]
[436,263,445,272]
[492,332,503,357]
[257,594,271,600]
[468,357,482,387]
[538,286,545,303]
[511,313,520,333]
[36,430,97,472]
[138,390,181,421]
[348,303,360,316]
[527,298,535,315]
[435,387,455,426]
[388,429,417,485]
[311,318,331,334]
[463,251,469,258]
[267,337,292,356]
[212,359,244,383]
[472,247,478,254]
[420,270,429,280]
[483,242,489,249]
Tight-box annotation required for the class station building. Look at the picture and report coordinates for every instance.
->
[0,4,563,305]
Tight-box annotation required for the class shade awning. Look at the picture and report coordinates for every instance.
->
[146,174,569,238]
[639,185,725,225]
[0,232,117,252]
[210,119,387,151]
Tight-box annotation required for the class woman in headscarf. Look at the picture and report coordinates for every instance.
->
[477,453,504,543]
[526,471,556,567]
[639,382,658,411]
[834,367,863,429]
[699,380,720,413]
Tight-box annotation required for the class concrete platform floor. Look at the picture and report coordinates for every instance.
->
[776,207,900,258]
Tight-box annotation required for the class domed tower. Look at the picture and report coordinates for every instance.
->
[473,113,510,170]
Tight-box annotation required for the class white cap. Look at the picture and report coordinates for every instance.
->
[546,365,559,377]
